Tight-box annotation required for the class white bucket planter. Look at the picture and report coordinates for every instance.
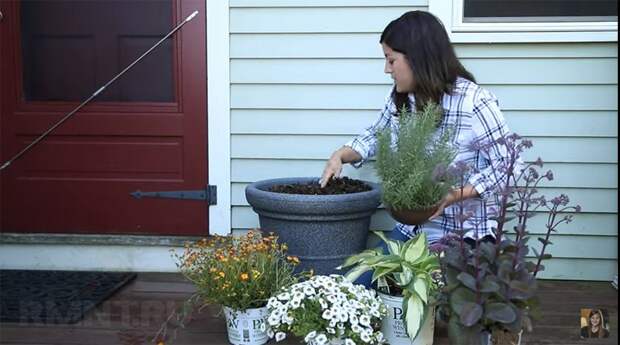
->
[378,292,435,345]
[486,330,523,345]
[223,306,269,345]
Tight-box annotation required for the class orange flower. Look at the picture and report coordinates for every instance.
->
[285,256,298,265]
[218,271,226,278]
[240,273,250,281]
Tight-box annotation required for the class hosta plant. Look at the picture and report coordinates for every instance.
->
[339,232,441,341]
[266,274,387,345]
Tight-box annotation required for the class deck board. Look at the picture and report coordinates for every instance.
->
[0,273,617,345]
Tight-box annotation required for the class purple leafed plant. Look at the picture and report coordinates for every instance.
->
[435,133,581,345]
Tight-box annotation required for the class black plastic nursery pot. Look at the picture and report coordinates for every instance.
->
[245,177,381,275]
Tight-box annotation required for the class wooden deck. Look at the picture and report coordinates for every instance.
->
[0,273,617,345]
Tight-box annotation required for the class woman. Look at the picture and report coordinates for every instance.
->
[320,11,512,247]
[581,309,610,338]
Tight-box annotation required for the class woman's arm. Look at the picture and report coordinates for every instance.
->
[466,88,514,201]
[320,90,395,187]
[429,185,479,220]
[320,146,363,187]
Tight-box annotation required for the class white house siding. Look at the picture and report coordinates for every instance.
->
[228,0,618,281]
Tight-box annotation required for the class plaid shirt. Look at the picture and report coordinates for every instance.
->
[344,77,512,243]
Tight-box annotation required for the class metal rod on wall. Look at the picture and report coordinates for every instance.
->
[0,10,199,172]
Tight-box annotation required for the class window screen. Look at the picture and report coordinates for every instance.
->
[20,0,175,102]
[463,0,618,22]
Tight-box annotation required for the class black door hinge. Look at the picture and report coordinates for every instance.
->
[130,185,217,205]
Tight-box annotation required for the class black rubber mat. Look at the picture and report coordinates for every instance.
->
[0,269,136,324]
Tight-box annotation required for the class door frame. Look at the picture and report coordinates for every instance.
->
[206,0,231,235]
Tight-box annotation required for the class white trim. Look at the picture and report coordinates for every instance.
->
[429,0,618,43]
[0,244,184,272]
[206,0,231,235]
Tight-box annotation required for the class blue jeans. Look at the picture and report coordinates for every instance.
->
[354,227,412,288]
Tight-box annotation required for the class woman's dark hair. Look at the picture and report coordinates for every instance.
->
[380,11,476,112]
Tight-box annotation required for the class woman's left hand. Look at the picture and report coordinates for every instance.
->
[428,194,453,221]
[428,185,480,221]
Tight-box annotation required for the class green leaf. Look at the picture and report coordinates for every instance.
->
[504,304,524,333]
[485,303,517,324]
[404,294,425,340]
[374,231,401,255]
[364,254,400,266]
[371,265,396,283]
[399,266,414,286]
[457,272,478,291]
[509,280,530,293]
[448,316,484,345]
[498,261,513,283]
[479,277,500,293]
[449,287,476,316]
[404,233,427,263]
[343,264,371,283]
[447,316,468,345]
[459,302,483,327]
[445,267,460,286]
[412,276,428,304]
[479,242,496,262]
[500,239,516,251]
[338,248,381,269]
[537,237,552,246]
[524,261,537,272]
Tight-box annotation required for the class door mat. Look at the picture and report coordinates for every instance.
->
[0,269,137,324]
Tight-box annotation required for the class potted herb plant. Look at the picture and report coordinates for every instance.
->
[436,134,581,345]
[376,102,457,225]
[266,274,387,345]
[245,177,382,275]
[158,230,301,345]
[339,231,441,345]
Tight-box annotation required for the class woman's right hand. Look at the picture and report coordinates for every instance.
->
[319,146,362,188]
[320,153,344,188]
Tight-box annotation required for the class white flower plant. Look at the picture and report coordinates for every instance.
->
[266,274,387,345]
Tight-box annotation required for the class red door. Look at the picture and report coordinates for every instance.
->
[0,0,208,235]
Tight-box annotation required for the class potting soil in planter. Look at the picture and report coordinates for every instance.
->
[269,177,371,195]
[245,177,381,275]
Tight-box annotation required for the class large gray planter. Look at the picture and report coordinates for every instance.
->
[245,177,382,276]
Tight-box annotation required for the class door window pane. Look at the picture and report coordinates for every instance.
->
[21,0,175,102]
[464,0,618,22]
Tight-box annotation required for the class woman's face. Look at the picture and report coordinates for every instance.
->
[590,313,601,327]
[382,43,415,93]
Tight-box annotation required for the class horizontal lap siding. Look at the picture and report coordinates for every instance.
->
[229,2,618,280]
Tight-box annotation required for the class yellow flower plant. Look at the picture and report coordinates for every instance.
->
[174,229,300,311]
